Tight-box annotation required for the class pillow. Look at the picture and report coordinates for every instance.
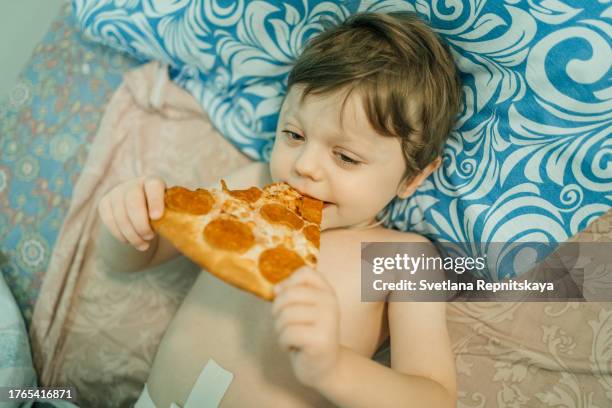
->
[0,3,140,326]
[0,271,37,408]
[72,0,611,280]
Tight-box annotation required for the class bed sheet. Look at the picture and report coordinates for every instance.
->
[0,3,140,326]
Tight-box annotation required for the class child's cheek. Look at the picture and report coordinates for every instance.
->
[268,145,285,182]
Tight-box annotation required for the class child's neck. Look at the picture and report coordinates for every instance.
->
[347,217,386,231]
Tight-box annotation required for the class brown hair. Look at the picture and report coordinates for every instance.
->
[287,12,462,179]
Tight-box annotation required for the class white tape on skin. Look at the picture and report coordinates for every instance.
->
[184,358,234,408]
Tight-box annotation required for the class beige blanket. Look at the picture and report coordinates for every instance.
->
[30,61,251,406]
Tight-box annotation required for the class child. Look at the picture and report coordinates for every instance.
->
[97,11,461,407]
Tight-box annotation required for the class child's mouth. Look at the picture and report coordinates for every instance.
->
[323,202,333,209]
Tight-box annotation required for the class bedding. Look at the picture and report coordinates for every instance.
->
[373,208,612,407]
[13,6,608,405]
[0,3,140,325]
[444,209,612,407]
[71,0,612,280]
[73,0,612,280]
[0,269,36,408]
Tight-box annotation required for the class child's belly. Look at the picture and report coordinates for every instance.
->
[147,269,382,408]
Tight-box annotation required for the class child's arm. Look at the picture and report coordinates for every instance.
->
[316,302,456,407]
[96,175,172,273]
[96,221,162,272]
[315,235,456,407]
[273,232,456,407]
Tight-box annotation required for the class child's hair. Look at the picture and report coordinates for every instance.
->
[287,12,462,180]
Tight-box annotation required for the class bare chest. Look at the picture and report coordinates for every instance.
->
[148,229,386,407]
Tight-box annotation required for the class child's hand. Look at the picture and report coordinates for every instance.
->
[97,176,166,251]
[272,266,341,389]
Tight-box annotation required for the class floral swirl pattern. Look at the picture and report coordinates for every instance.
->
[71,0,611,280]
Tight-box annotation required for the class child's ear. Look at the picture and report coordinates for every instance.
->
[396,157,442,199]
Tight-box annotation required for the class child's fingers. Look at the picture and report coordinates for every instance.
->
[273,304,316,335]
[144,177,165,220]
[125,186,156,241]
[110,189,149,251]
[278,267,330,292]
[278,325,311,352]
[98,197,127,244]
[272,286,318,317]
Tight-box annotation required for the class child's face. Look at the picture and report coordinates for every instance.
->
[270,85,407,230]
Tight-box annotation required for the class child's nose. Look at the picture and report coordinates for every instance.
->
[293,145,323,181]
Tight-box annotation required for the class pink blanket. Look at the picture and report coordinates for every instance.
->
[30,62,251,406]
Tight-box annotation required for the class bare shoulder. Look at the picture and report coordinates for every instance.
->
[318,227,437,282]
[322,225,429,242]
[358,226,432,243]
[319,226,434,258]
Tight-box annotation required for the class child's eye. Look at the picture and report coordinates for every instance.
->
[282,130,305,143]
[335,152,360,166]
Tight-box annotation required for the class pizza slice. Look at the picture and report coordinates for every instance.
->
[150,180,323,300]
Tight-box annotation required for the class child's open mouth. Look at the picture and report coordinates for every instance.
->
[323,201,333,208]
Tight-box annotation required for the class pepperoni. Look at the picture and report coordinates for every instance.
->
[220,179,262,203]
[165,187,215,215]
[203,217,255,253]
[259,246,305,283]
[260,203,304,230]
[300,197,323,224]
[229,187,262,203]
[303,225,320,249]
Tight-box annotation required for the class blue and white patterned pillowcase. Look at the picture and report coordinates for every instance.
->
[72,0,611,280]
